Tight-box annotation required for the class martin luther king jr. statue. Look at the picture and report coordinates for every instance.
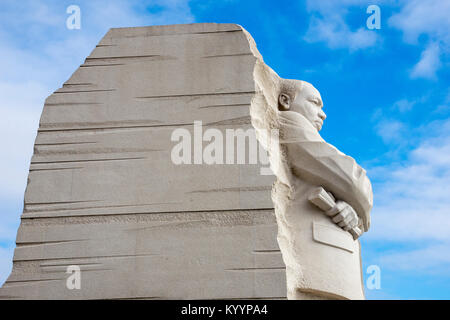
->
[250,58,373,300]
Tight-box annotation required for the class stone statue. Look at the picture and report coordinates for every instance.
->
[249,59,373,300]
[1,23,371,300]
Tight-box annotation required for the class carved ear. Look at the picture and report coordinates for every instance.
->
[278,93,290,111]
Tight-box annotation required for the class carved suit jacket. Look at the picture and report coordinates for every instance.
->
[265,110,373,299]
[274,110,373,232]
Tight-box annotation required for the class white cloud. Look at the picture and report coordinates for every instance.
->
[366,119,450,274]
[305,17,378,51]
[303,0,449,77]
[389,0,450,79]
[433,92,450,114]
[303,0,381,51]
[410,42,441,80]
[393,99,415,113]
[375,119,406,144]
[369,121,450,241]
[389,0,450,46]
[380,244,450,274]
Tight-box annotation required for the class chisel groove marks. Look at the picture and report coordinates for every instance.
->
[37,119,256,133]
[30,156,147,165]
[24,200,101,213]
[23,202,172,214]
[114,29,242,40]
[54,89,116,94]
[38,253,160,265]
[34,147,161,156]
[126,219,210,232]
[135,91,255,100]
[205,115,251,126]
[39,119,162,129]
[80,64,124,68]
[198,103,250,109]
[2,279,62,287]
[61,83,97,90]
[26,200,98,205]
[12,254,159,265]
[20,209,276,226]
[63,82,94,86]
[37,122,193,133]
[202,53,254,59]
[16,239,88,249]
[35,142,97,146]
[83,55,176,65]
[40,263,107,273]
[252,249,281,254]
[29,167,83,172]
[225,267,286,272]
[86,54,159,60]
[124,215,273,231]
[41,262,102,267]
[44,102,103,106]
[189,186,272,194]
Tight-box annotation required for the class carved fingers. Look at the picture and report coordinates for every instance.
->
[327,201,362,240]
[310,189,364,240]
[349,227,363,239]
[325,201,346,217]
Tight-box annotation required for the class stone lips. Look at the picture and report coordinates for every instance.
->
[0,23,285,299]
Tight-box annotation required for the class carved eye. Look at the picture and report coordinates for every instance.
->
[310,98,320,106]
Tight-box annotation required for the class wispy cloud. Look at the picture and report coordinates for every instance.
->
[410,42,441,80]
[380,244,450,274]
[388,0,450,45]
[303,0,449,77]
[367,119,450,274]
[375,120,406,144]
[393,99,416,113]
[303,0,380,51]
[389,0,450,79]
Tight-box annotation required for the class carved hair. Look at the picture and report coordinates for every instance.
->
[279,79,303,101]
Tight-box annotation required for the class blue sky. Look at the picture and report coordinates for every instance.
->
[0,0,449,299]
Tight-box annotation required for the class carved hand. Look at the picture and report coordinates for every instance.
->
[326,201,362,239]
[308,187,363,240]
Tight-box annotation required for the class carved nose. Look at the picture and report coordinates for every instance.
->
[319,110,326,121]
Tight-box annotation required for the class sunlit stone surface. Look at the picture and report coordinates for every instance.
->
[0,23,284,300]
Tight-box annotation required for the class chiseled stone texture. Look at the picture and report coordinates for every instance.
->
[0,23,285,299]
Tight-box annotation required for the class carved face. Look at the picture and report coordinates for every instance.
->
[279,81,326,131]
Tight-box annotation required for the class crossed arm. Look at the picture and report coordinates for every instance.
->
[277,111,373,235]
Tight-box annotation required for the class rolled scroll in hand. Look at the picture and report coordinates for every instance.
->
[308,187,362,240]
